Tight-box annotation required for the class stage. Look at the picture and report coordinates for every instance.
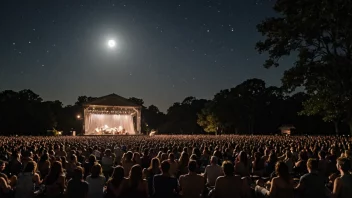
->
[83,94,142,135]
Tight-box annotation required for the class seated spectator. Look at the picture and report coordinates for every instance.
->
[268,162,294,198]
[15,161,42,198]
[83,155,96,179]
[67,167,89,198]
[153,160,178,198]
[332,157,352,198]
[168,153,178,177]
[43,161,66,198]
[101,149,114,179]
[235,151,250,177]
[295,158,328,198]
[179,160,205,198]
[213,160,248,198]
[105,166,125,198]
[204,156,223,187]
[0,173,14,198]
[86,163,106,198]
[119,164,148,198]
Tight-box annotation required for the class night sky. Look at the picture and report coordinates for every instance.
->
[0,0,293,112]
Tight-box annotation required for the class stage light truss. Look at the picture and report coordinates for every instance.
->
[86,106,138,115]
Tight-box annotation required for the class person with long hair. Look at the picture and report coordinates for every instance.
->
[268,161,294,198]
[265,152,278,176]
[38,153,51,179]
[235,151,250,177]
[15,161,42,198]
[143,157,160,196]
[294,151,308,175]
[44,161,66,198]
[120,164,148,198]
[105,166,126,198]
[178,152,189,177]
[86,163,106,198]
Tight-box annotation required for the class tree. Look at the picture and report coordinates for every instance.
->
[160,97,208,134]
[197,108,220,133]
[128,97,144,106]
[256,0,352,134]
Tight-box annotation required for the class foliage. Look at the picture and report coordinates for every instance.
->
[197,108,220,133]
[256,0,352,133]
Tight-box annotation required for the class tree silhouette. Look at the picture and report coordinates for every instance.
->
[256,0,352,134]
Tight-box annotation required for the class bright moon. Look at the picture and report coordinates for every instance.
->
[108,40,116,48]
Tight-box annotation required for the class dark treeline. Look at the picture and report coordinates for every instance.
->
[0,78,348,136]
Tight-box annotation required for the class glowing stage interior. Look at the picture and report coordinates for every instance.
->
[84,106,141,135]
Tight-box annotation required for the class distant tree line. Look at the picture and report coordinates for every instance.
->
[0,78,349,136]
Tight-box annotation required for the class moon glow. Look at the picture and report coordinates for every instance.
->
[107,40,116,48]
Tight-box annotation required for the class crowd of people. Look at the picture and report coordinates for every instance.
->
[0,135,351,198]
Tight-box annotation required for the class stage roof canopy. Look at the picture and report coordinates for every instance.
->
[84,94,141,107]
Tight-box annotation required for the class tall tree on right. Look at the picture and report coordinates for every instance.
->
[256,0,352,134]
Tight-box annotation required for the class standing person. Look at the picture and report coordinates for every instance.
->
[203,156,223,187]
[86,164,106,198]
[295,158,327,198]
[153,160,178,198]
[332,157,352,198]
[66,167,89,198]
[179,160,205,198]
